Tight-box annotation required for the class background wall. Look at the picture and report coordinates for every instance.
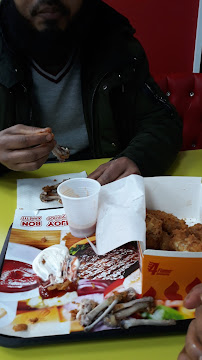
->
[103,0,200,76]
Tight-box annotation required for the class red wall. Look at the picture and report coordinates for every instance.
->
[103,0,199,76]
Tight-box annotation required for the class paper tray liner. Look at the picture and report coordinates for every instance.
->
[0,226,191,348]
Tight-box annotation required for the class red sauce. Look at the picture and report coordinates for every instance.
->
[39,281,78,299]
[0,260,39,293]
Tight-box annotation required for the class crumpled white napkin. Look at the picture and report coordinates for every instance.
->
[93,174,146,255]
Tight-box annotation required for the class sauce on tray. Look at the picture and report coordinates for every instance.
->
[0,260,39,293]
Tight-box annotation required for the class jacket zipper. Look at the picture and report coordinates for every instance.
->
[20,83,33,126]
[29,108,33,125]
[90,72,109,157]
[90,59,138,157]
[144,82,174,117]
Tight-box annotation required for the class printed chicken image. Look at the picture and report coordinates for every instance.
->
[146,210,202,252]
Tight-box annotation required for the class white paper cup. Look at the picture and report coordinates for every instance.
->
[57,178,101,238]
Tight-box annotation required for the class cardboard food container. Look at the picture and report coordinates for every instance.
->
[139,176,202,300]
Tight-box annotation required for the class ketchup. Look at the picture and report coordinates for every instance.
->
[0,260,39,293]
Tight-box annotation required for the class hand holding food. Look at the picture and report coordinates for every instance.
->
[178,284,202,360]
[0,124,56,171]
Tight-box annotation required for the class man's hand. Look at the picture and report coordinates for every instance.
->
[178,284,202,360]
[0,125,56,171]
[88,157,141,185]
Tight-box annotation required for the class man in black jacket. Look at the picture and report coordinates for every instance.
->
[0,0,182,184]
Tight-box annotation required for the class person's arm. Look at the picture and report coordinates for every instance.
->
[0,124,56,173]
[115,75,183,177]
[89,75,182,184]
[178,284,202,360]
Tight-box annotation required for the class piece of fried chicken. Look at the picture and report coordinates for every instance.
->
[189,223,202,242]
[169,228,202,252]
[146,212,163,250]
[147,210,188,234]
[160,231,172,251]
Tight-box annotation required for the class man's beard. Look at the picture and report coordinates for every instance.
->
[1,0,82,66]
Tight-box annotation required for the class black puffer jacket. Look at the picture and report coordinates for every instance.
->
[0,0,182,175]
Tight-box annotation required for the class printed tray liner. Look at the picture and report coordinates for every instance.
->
[0,226,191,347]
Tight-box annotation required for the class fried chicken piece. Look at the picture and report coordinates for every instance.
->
[146,212,163,250]
[169,229,202,252]
[52,144,70,162]
[189,223,202,241]
[37,129,70,162]
[147,210,188,234]
[160,231,172,251]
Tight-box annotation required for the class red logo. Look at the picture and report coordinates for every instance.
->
[148,261,173,276]
[46,214,68,227]
[148,261,159,275]
[20,216,42,227]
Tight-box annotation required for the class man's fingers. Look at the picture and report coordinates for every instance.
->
[88,165,107,180]
[183,320,202,360]
[5,124,52,136]
[97,165,124,185]
[178,347,191,360]
[179,285,202,360]
[11,154,50,172]
[195,305,202,344]
[7,141,55,163]
[184,284,202,309]
[0,141,56,171]
[0,125,54,150]
[115,168,141,181]
[1,132,54,150]
[88,157,141,185]
[89,162,124,185]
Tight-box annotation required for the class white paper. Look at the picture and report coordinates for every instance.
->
[95,175,146,255]
[17,172,87,211]
[144,176,201,220]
